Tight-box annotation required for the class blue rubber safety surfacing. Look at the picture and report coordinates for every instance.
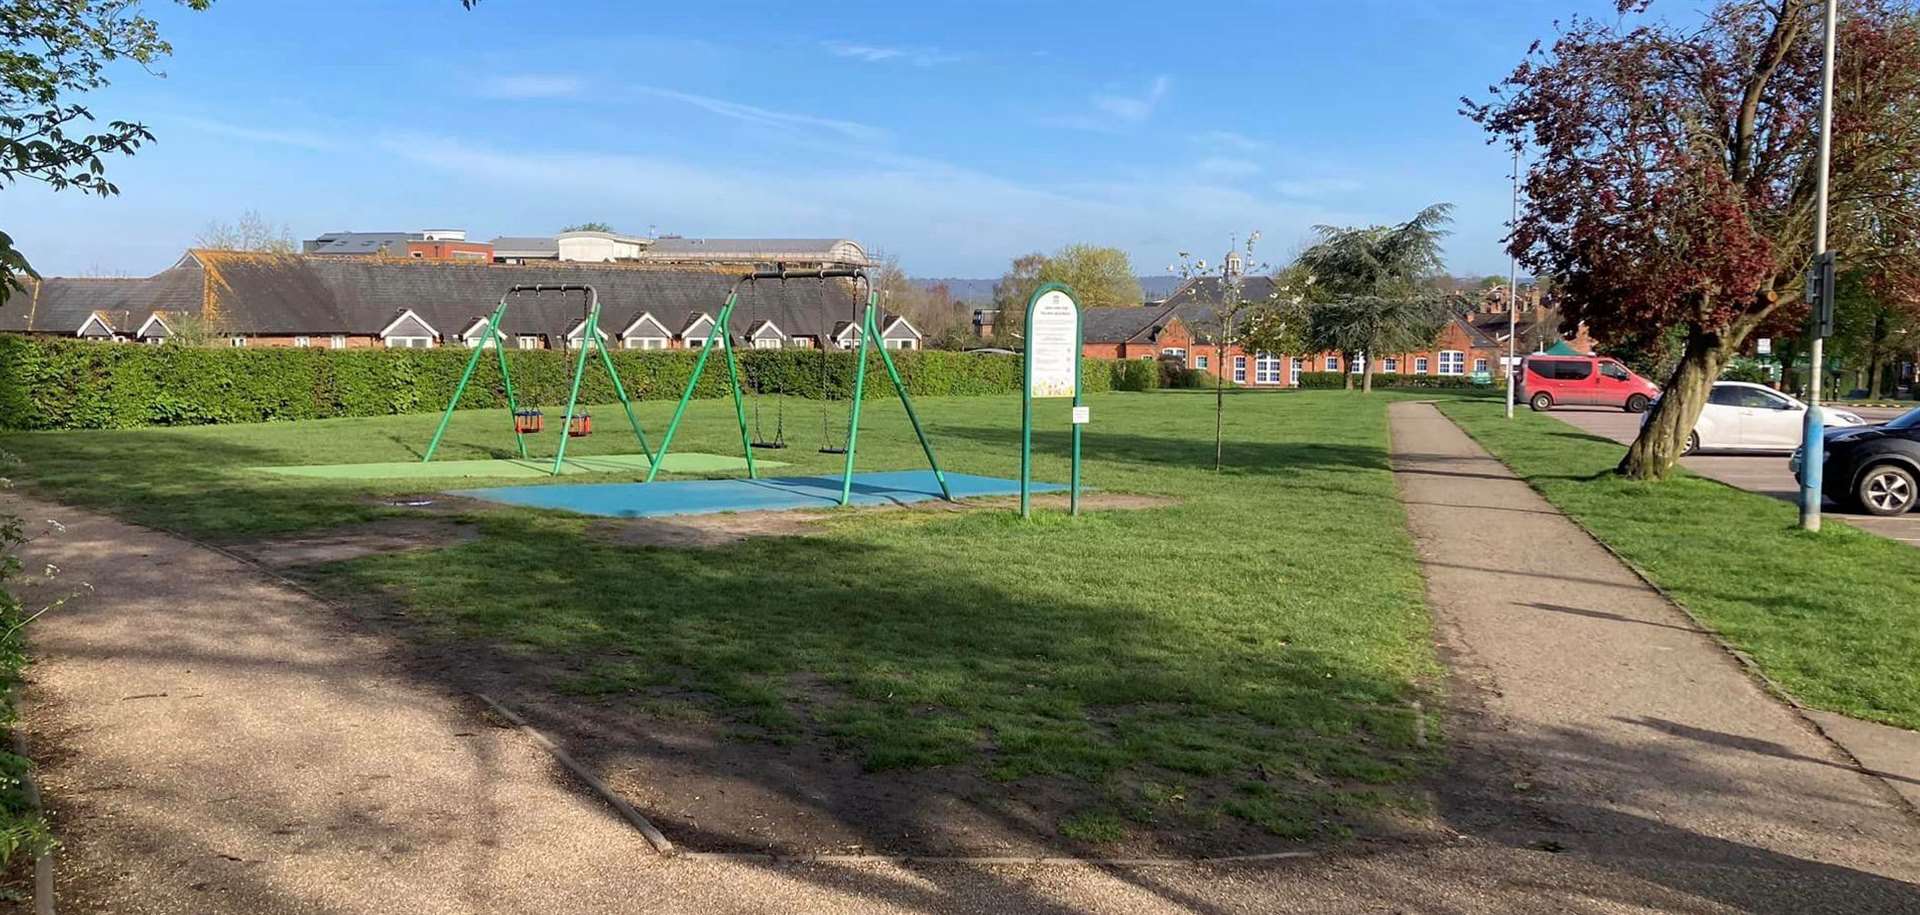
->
[451,470,1066,518]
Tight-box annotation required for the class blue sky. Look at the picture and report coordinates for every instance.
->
[12,0,1628,280]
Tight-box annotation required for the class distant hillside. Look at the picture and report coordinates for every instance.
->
[914,275,1184,305]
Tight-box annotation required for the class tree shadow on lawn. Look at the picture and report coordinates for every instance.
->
[933,424,1395,481]
[53,549,1915,915]
[1,428,406,539]
[308,508,1438,861]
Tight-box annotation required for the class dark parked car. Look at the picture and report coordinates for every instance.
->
[1793,407,1920,516]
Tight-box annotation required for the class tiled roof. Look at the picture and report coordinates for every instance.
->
[1080,306,1170,343]
[2,265,204,335]
[3,252,916,345]
[304,232,419,256]
[634,237,868,266]
[488,236,561,257]
[1160,276,1281,342]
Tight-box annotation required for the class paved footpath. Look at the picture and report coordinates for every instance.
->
[10,429,1920,914]
[1389,401,1920,913]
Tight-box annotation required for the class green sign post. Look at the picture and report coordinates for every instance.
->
[1021,283,1084,518]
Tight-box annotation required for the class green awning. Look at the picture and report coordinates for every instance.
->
[1544,340,1582,355]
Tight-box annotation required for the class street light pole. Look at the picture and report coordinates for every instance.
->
[1506,146,1520,419]
[1799,0,1837,532]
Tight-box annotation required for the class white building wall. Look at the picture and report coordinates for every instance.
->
[555,232,648,262]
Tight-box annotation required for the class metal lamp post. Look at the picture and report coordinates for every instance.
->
[1506,146,1520,419]
[1799,0,1838,532]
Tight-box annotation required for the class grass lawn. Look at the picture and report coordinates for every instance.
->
[2,390,1443,845]
[1441,400,1920,731]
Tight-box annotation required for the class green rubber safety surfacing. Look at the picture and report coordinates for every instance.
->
[253,452,781,481]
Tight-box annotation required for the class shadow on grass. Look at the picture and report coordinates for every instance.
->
[2,429,400,539]
[935,424,1392,479]
[307,509,1433,858]
[42,522,1920,912]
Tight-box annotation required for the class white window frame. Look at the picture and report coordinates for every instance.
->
[1381,357,1399,374]
[1254,352,1282,385]
[517,335,543,350]
[329,335,348,350]
[1290,357,1302,385]
[1196,354,1210,370]
[1473,357,1490,375]
[787,337,816,349]
[1439,350,1466,376]
[1415,356,1430,374]
[1233,355,1248,382]
[135,313,172,341]
[623,336,667,350]
[384,336,434,349]
[753,337,783,350]
[294,336,311,348]
[1323,354,1340,373]
[1350,354,1366,374]
[1162,347,1187,360]
[229,336,248,348]
[75,313,116,339]
[377,309,439,346]
[884,338,917,350]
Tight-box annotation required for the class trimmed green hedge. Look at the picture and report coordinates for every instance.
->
[1292,371,1498,390]
[0,338,1142,431]
[1112,358,1160,392]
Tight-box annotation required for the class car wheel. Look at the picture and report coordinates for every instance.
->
[1857,464,1918,516]
[1624,393,1650,414]
[1529,392,1553,412]
[1681,432,1699,456]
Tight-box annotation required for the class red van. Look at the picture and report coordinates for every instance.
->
[1519,355,1661,413]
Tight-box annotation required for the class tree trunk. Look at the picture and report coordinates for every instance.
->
[1619,326,1733,480]
[1344,352,1355,390]
[1775,336,1799,395]
[1869,313,1890,399]
[1362,351,1375,394]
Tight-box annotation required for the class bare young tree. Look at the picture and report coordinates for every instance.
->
[195,209,296,254]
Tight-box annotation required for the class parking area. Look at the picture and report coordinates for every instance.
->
[1550,407,1920,546]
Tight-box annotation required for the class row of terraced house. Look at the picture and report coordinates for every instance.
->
[2,236,928,353]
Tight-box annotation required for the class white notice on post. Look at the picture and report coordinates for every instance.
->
[1027,290,1079,399]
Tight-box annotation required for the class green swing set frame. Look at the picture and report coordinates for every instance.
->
[422,283,653,475]
[645,265,952,506]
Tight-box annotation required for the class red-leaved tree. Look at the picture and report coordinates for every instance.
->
[1466,0,1920,479]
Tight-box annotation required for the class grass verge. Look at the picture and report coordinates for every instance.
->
[3,391,1443,843]
[1440,400,1920,731]
[0,510,51,873]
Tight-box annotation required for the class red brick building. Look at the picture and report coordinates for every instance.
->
[1080,277,1593,387]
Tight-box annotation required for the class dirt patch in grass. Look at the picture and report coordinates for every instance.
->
[229,518,480,568]
[589,491,1178,550]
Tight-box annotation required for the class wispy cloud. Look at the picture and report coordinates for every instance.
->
[822,40,961,67]
[1195,156,1261,180]
[477,74,584,100]
[373,130,1367,278]
[1047,75,1171,132]
[636,87,888,145]
[1095,75,1170,123]
[171,115,340,151]
[1195,130,1267,153]
[1274,176,1364,198]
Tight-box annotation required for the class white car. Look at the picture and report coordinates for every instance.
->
[1673,381,1866,454]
